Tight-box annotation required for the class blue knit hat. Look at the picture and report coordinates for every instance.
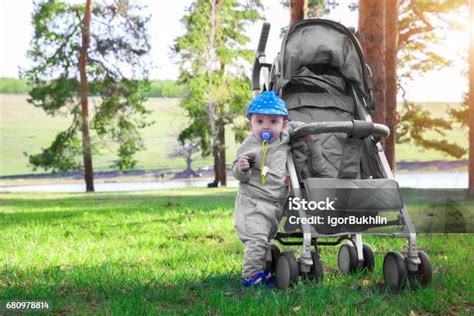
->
[246,91,288,119]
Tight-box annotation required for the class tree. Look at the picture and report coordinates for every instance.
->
[169,141,201,178]
[22,0,152,192]
[79,0,94,191]
[174,0,262,187]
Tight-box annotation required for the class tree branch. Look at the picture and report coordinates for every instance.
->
[398,0,433,48]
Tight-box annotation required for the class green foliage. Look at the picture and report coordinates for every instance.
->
[26,120,82,172]
[91,78,153,170]
[174,0,262,157]
[22,0,152,173]
[448,87,469,128]
[398,0,467,81]
[449,102,468,126]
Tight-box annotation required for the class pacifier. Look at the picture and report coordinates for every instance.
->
[259,131,272,185]
[260,130,273,142]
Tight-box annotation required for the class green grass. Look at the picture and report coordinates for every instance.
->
[0,95,468,176]
[0,188,473,314]
[0,78,29,94]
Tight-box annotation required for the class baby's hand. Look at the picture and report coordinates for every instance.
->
[238,155,250,172]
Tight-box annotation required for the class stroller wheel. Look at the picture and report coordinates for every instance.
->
[266,244,281,274]
[338,244,358,274]
[276,252,299,290]
[362,243,375,272]
[408,250,432,287]
[284,252,299,283]
[308,251,324,283]
[383,251,407,290]
[276,255,290,290]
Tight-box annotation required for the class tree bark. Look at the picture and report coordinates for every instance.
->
[385,0,399,173]
[218,120,226,186]
[79,0,94,192]
[359,0,386,128]
[208,143,219,187]
[290,0,307,26]
[207,0,220,188]
[467,0,474,199]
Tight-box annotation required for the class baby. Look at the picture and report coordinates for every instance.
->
[232,91,301,287]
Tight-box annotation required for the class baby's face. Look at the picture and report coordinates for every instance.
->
[249,114,288,142]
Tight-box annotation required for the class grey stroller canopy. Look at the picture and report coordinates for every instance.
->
[270,19,374,111]
[267,20,381,181]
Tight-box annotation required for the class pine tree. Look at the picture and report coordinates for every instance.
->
[22,0,152,191]
[174,0,262,186]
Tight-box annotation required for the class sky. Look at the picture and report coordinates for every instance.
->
[0,0,469,102]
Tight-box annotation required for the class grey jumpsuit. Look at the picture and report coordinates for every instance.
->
[232,125,295,278]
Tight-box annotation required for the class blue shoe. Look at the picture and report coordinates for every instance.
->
[264,275,277,288]
[242,271,271,287]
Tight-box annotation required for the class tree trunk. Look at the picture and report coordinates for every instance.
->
[384,0,399,173]
[467,0,474,199]
[207,0,220,188]
[207,101,219,187]
[359,1,386,128]
[79,0,94,192]
[208,143,219,187]
[175,154,200,179]
[290,0,307,26]
[186,155,192,170]
[218,120,226,186]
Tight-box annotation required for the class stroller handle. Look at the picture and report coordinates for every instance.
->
[290,120,390,141]
[257,23,271,56]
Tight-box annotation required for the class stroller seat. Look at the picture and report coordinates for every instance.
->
[284,68,356,179]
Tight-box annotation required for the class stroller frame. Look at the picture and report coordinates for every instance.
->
[251,19,431,290]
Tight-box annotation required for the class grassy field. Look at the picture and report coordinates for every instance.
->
[0,94,240,176]
[0,95,468,176]
[0,188,472,314]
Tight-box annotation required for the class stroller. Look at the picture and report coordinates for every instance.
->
[252,19,432,290]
